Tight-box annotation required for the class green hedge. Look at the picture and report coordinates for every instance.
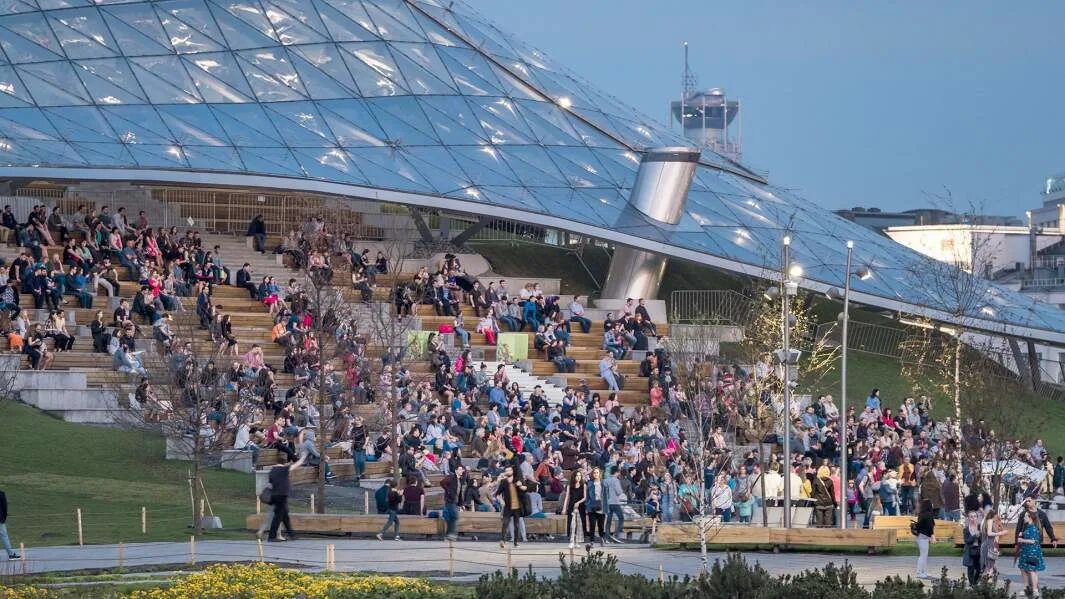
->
[475,552,1051,599]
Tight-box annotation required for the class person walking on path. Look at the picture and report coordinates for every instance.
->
[496,466,527,548]
[267,455,305,542]
[914,499,936,578]
[961,511,982,586]
[604,466,626,543]
[563,470,587,549]
[980,510,1006,579]
[1014,495,1058,549]
[441,465,465,542]
[1017,509,1047,597]
[0,488,20,560]
[376,479,403,541]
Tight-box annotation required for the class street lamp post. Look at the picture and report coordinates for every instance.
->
[827,242,872,529]
[781,235,793,528]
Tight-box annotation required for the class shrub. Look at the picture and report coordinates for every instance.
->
[769,562,869,599]
[474,566,550,599]
[691,553,779,599]
[871,576,929,599]
[0,587,56,599]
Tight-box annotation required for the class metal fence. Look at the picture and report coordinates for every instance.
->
[813,319,911,358]
[670,289,754,325]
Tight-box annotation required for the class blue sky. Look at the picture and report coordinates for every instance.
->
[465,1,1065,216]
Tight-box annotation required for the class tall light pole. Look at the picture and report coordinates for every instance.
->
[826,242,872,529]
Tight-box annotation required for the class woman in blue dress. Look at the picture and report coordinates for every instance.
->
[1016,510,1046,596]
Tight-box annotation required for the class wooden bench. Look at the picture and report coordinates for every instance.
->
[245,512,570,538]
[655,523,897,553]
[873,515,963,543]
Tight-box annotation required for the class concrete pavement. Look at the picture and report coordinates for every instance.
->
[3,538,1065,588]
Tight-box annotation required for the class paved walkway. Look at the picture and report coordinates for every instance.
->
[4,539,1065,588]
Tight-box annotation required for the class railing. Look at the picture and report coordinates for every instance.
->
[1020,277,1065,289]
[813,319,911,359]
[670,289,754,325]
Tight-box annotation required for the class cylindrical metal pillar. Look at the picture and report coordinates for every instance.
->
[601,147,700,300]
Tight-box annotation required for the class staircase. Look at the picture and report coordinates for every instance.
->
[487,361,567,407]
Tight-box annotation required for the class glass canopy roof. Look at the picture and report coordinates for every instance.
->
[0,0,1061,341]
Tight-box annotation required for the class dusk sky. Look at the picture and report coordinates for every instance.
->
[466,1,1065,217]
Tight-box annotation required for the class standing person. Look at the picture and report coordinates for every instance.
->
[980,510,1005,579]
[1017,509,1047,596]
[1014,495,1058,548]
[961,511,982,586]
[440,465,464,542]
[562,470,587,549]
[914,499,936,578]
[350,416,367,484]
[0,488,20,560]
[604,466,627,543]
[247,214,267,254]
[496,466,526,548]
[810,469,836,527]
[267,455,305,542]
[376,479,403,541]
[710,474,735,524]
[585,467,606,548]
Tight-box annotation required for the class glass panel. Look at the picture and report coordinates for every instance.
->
[288,44,359,99]
[0,1,37,16]
[260,0,328,45]
[183,144,244,171]
[388,44,455,94]
[0,64,34,105]
[154,0,226,54]
[21,139,85,164]
[417,95,486,145]
[70,141,135,166]
[338,41,407,97]
[156,104,230,145]
[265,100,336,147]
[400,145,469,194]
[292,146,366,183]
[512,99,581,146]
[207,0,280,49]
[316,0,379,41]
[316,98,388,147]
[43,105,116,142]
[72,57,147,104]
[210,103,283,144]
[129,55,202,103]
[406,5,459,47]
[468,97,534,145]
[365,96,439,145]
[127,143,189,168]
[434,46,503,96]
[447,144,520,186]
[287,46,358,100]
[16,61,91,106]
[100,3,172,56]
[546,146,616,188]
[487,63,540,101]
[47,7,118,59]
[587,148,639,187]
[236,146,303,175]
[236,48,307,102]
[0,13,65,62]
[102,105,176,143]
[362,0,422,42]
[496,145,568,187]
[346,146,433,191]
[390,42,455,88]
[0,107,60,139]
[183,51,254,103]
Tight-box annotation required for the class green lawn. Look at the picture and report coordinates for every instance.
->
[0,401,254,547]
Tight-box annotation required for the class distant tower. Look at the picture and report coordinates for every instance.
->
[670,43,742,162]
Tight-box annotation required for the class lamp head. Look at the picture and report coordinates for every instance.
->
[856,266,873,281]
[826,287,845,301]
[764,286,780,301]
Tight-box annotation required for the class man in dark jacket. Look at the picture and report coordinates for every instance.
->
[350,417,368,483]
[267,455,305,542]
[246,215,267,254]
[495,466,527,548]
[1015,495,1058,547]
[236,264,258,299]
[0,488,19,559]
[440,465,465,541]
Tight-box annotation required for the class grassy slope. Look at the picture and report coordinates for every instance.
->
[0,401,252,547]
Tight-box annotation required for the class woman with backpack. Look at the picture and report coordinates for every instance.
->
[914,499,937,578]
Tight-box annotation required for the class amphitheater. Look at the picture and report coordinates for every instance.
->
[0,0,1063,563]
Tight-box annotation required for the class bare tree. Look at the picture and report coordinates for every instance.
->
[113,316,255,534]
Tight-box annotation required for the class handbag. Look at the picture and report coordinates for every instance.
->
[258,484,273,506]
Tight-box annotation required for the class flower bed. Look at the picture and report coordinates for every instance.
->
[128,564,446,599]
